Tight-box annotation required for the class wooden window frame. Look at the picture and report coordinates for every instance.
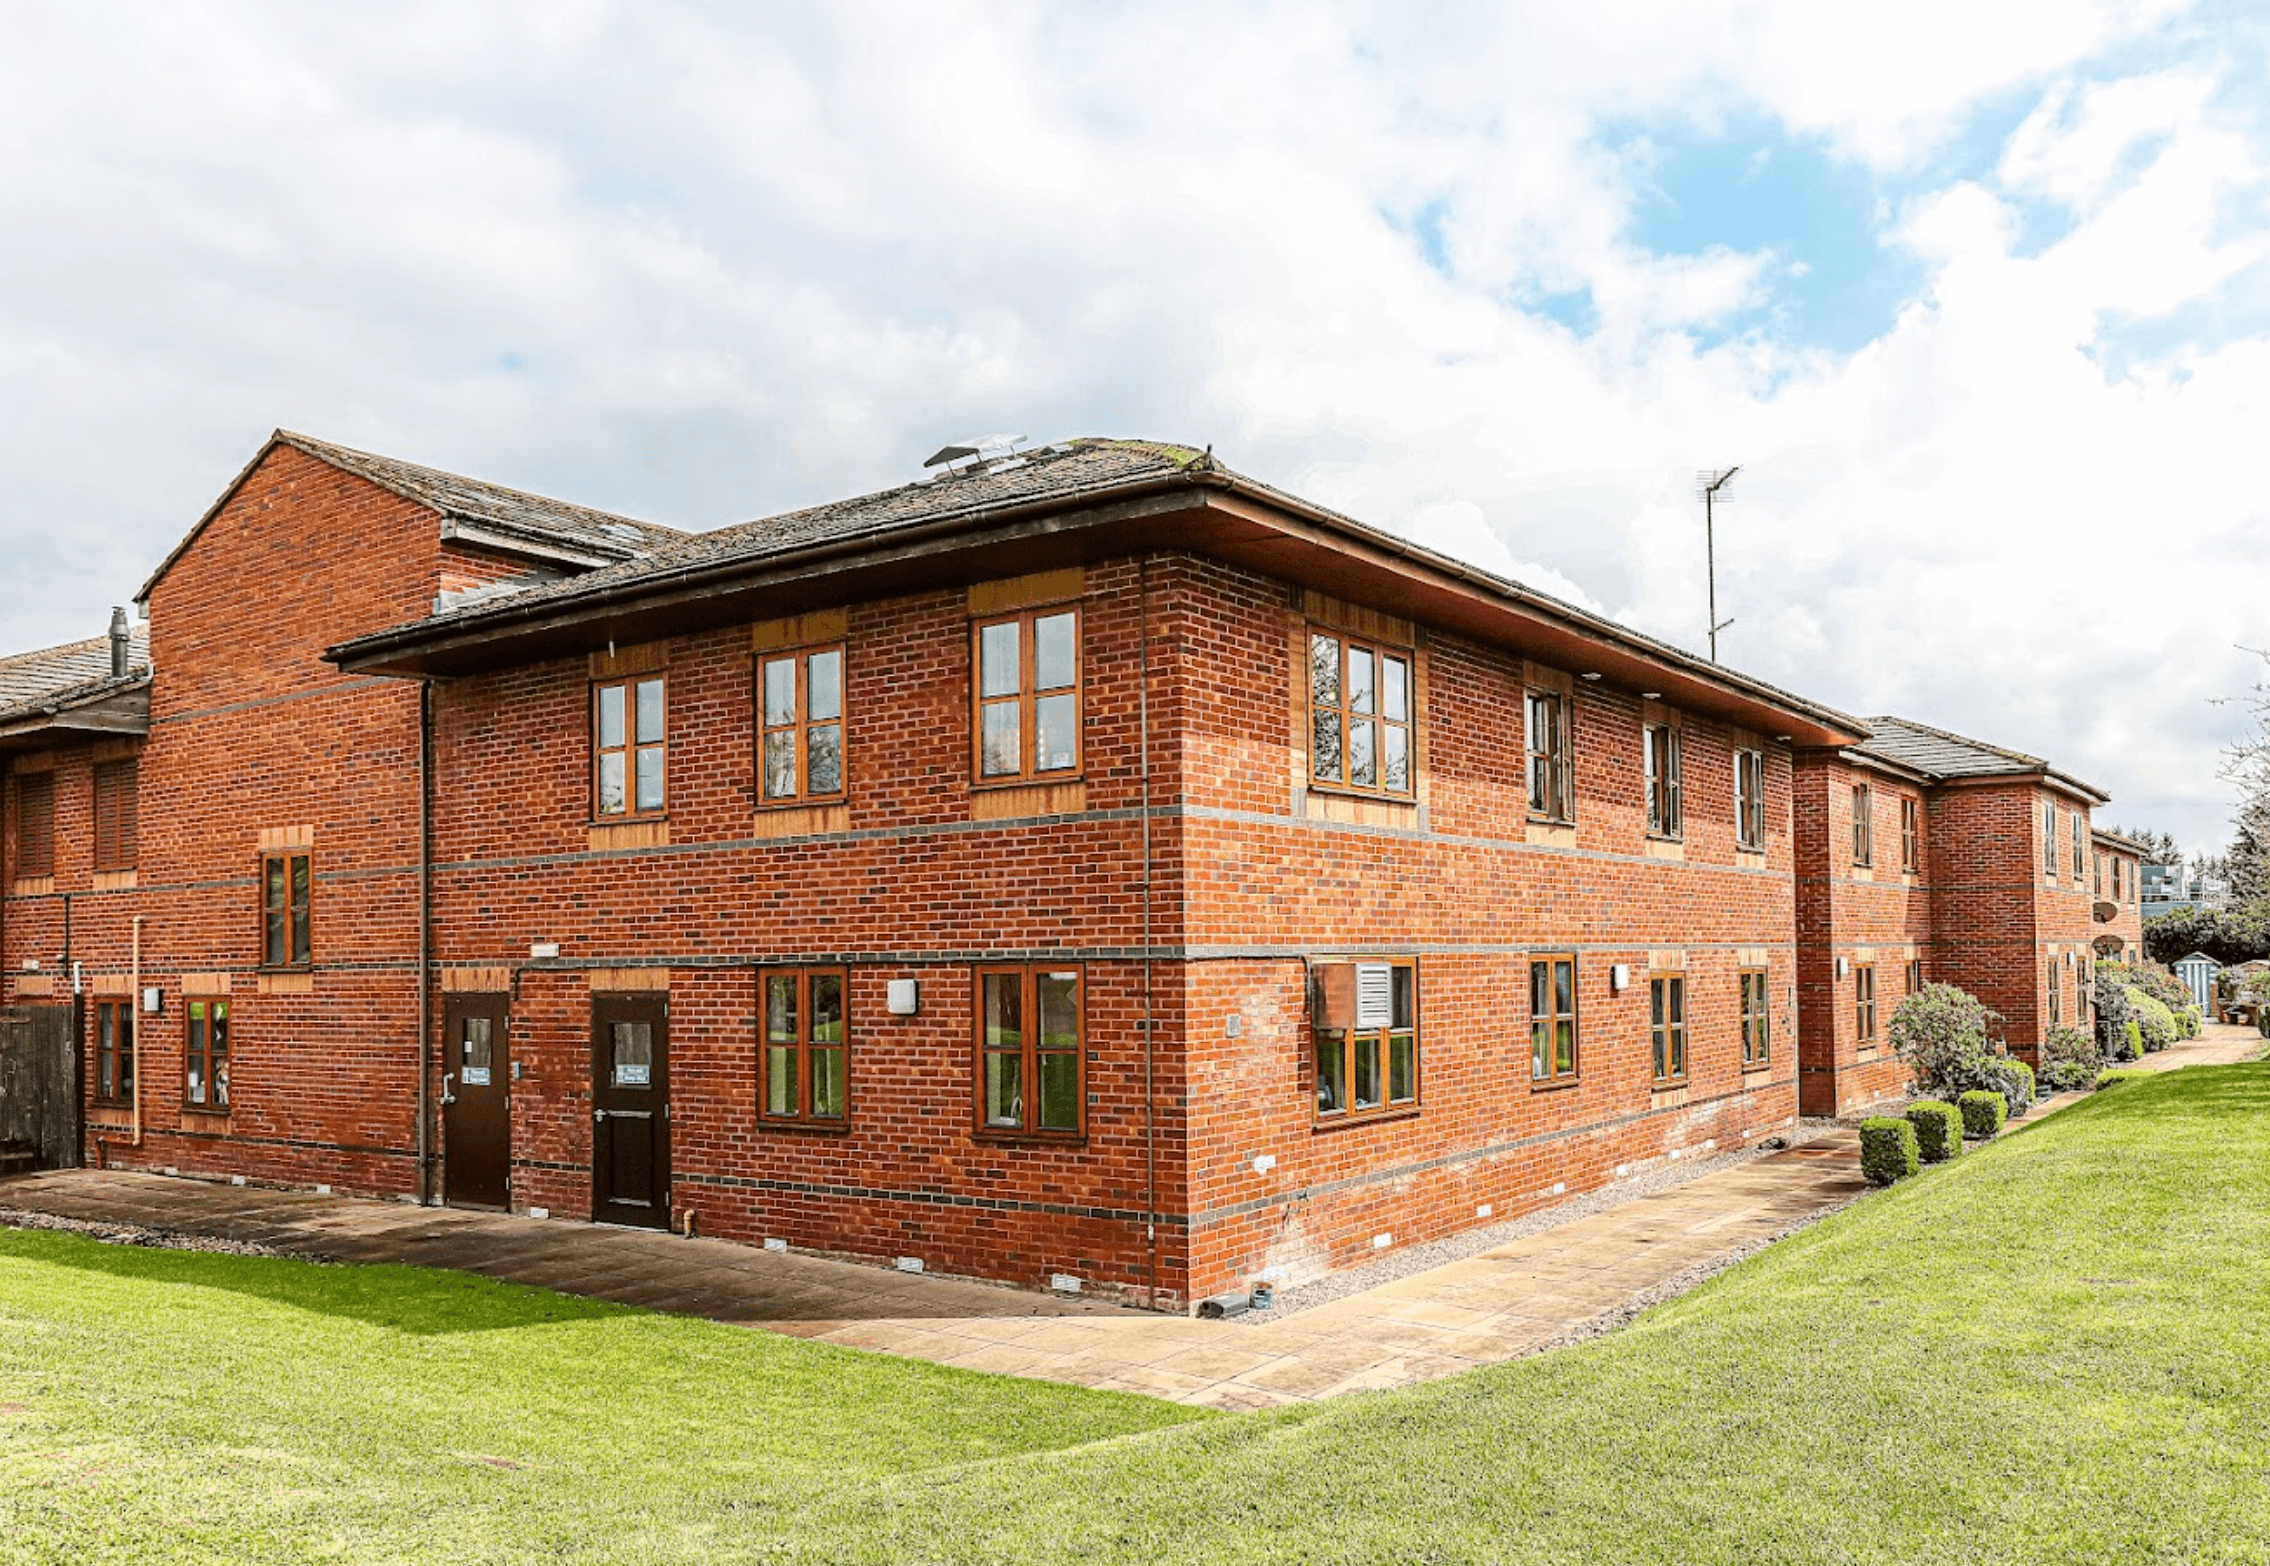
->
[592,674,668,820]
[1734,748,1766,850]
[1739,968,1770,1068]
[94,998,134,1106]
[260,851,311,970]
[1905,958,1923,997]
[14,771,54,880]
[2113,858,2124,901]
[759,966,849,1125]
[185,997,229,1111]
[1851,784,1873,868]
[2043,801,2057,875]
[1649,973,1687,1085]
[755,644,847,807]
[974,964,1083,1139]
[1525,691,1573,823]
[2094,853,2104,897]
[1312,958,1420,1123]
[1306,631,1415,798]
[1644,724,1682,838]
[2072,815,2085,881]
[2047,957,2061,1027]
[1855,964,1877,1044]
[1529,954,1579,1084]
[93,759,138,872]
[972,605,1082,786]
[1900,797,1919,875]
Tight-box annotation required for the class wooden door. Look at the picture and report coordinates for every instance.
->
[0,1004,79,1170]
[441,994,511,1209]
[590,993,668,1227]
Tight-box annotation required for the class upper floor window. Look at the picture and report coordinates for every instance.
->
[1530,954,1578,1082]
[975,608,1080,782]
[1649,974,1686,1084]
[762,967,847,1122]
[1851,784,1873,868]
[976,965,1081,1135]
[262,852,311,968]
[1309,633,1412,795]
[13,772,54,879]
[2072,814,2085,880]
[94,760,138,872]
[758,646,845,804]
[1899,797,1919,874]
[1740,969,1770,1067]
[1734,748,1766,850]
[2043,801,2057,874]
[1526,691,1572,822]
[2113,858,2124,901]
[1644,725,1682,838]
[1314,959,1419,1120]
[2094,853,2104,896]
[594,675,666,817]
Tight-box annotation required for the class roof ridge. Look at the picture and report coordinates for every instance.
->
[276,430,690,540]
[1867,712,2045,769]
[0,631,107,671]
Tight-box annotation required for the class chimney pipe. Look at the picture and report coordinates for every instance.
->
[109,606,130,677]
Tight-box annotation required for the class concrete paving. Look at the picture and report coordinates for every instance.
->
[4,1026,2253,1409]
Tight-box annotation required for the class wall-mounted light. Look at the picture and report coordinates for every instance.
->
[1836,956,1850,979]
[887,979,920,1016]
[1611,963,1631,992]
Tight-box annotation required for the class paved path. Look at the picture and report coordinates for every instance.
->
[4,1028,2252,1409]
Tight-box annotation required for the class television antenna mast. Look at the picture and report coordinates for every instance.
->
[1697,466,1740,662]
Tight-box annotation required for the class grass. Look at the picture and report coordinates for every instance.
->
[8,1065,2270,1562]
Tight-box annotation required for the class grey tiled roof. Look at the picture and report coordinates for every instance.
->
[395,437,1209,630]
[1854,715,2046,778]
[0,627,149,723]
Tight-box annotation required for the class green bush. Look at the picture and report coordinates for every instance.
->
[2096,973,2139,1061]
[2096,1067,2154,1089]
[1861,1116,1921,1185]
[1904,1100,1962,1163]
[2038,1025,2100,1093]
[2178,1006,2202,1039]
[2126,988,2176,1052]
[1958,1089,2007,1139]
[2124,1018,2144,1058]
[1987,1055,2037,1117]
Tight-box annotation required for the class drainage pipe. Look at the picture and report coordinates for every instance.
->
[415,681,433,1206]
[130,914,143,1147]
[1138,553,1158,1311]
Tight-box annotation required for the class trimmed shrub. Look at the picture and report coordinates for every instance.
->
[2096,1067,2153,1089]
[2125,1018,2145,1058]
[1861,1116,1921,1185]
[2038,1025,2100,1093]
[2127,988,2176,1053]
[1905,1100,1962,1163]
[1986,1055,2037,1117]
[1889,984,1992,1096]
[2178,1006,2202,1039]
[2096,973,2139,1061]
[1958,1089,2007,1139]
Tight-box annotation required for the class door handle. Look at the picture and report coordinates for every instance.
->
[594,1108,608,1122]
[441,1071,456,1106]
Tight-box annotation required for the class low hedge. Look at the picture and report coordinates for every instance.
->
[1958,1089,2007,1139]
[1905,1100,1962,1163]
[1861,1116,1921,1185]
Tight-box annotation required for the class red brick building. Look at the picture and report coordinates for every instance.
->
[0,431,2133,1307]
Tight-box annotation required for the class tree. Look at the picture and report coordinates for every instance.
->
[2144,902,2270,965]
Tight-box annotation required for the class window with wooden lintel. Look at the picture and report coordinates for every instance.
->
[94,759,137,872]
[1740,968,1770,1067]
[1530,954,1578,1083]
[1851,784,1872,868]
[1734,748,1766,850]
[594,675,667,818]
[2072,814,2085,881]
[186,998,229,1110]
[1650,973,1686,1084]
[761,967,847,1122]
[2044,800,2058,875]
[94,999,134,1105]
[261,852,310,969]
[1309,633,1412,796]
[1900,797,1919,875]
[974,607,1080,783]
[976,965,1081,1136]
[1526,692,1572,823]
[757,646,845,804]
[1644,725,1681,838]
[1313,959,1418,1121]
[1855,964,1877,1043]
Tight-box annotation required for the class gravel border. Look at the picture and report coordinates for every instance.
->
[0,1205,289,1258]
[1230,1117,1847,1325]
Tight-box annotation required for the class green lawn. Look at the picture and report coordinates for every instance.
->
[9,1065,2270,1563]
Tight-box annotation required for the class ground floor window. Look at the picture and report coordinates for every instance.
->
[762,968,847,1121]
[1854,966,1877,1045]
[977,966,1081,1135]
[1650,974,1685,1084]
[1530,955,1577,1082]
[186,998,228,1109]
[1315,959,1418,1120]
[1740,969,1770,1067]
[95,998,134,1104]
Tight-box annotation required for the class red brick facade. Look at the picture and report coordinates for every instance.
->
[0,432,2133,1308]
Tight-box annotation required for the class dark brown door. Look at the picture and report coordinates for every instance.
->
[442,994,511,1209]
[591,993,669,1228]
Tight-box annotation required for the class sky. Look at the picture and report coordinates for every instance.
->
[2,0,2266,856]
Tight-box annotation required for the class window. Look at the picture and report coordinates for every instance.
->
[262,853,310,968]
[1530,955,1578,1082]
[2079,959,2091,1024]
[94,759,138,872]
[757,646,845,804]
[1650,974,1686,1084]
[975,607,1080,782]
[2072,815,2085,880]
[1855,965,1877,1043]
[976,966,1081,1134]
[1851,784,1872,868]
[1900,797,1919,875]
[1526,691,1572,822]
[1740,969,1770,1067]
[761,968,847,1122]
[2047,957,2061,1027]
[1644,725,1682,837]
[2094,853,2104,896]
[186,998,228,1109]
[95,999,134,1105]
[1308,633,1413,795]
[594,676,666,817]
[1734,748,1766,849]
[1906,958,1923,996]
[2113,858,2124,901]
[2044,801,2057,874]
[1314,959,1419,1120]
[14,772,54,879]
